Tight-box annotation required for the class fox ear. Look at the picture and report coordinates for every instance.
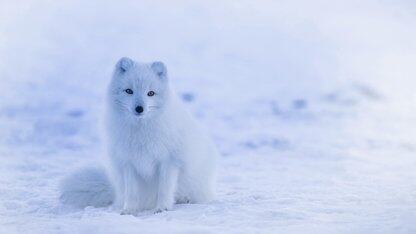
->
[115,57,134,73]
[151,61,167,79]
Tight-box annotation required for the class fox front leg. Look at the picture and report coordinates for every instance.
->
[120,166,141,215]
[155,162,179,213]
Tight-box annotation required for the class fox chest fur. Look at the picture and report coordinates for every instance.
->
[108,116,182,179]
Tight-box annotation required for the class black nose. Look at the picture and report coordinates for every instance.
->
[135,106,144,114]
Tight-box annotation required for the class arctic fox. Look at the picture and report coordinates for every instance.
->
[60,57,218,214]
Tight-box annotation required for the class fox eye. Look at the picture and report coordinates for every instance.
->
[147,91,155,97]
[125,89,133,94]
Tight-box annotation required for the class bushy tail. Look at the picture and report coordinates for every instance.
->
[59,167,115,208]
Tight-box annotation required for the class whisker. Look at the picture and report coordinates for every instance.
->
[114,100,130,112]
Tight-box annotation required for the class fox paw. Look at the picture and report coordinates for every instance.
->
[121,208,139,216]
[154,208,168,214]
[176,197,191,204]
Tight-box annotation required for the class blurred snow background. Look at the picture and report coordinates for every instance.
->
[1,0,416,233]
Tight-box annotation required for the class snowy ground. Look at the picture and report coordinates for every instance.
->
[1,1,416,233]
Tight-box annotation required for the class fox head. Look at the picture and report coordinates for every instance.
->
[107,57,170,120]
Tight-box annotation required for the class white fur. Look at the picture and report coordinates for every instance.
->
[106,58,218,214]
[59,167,114,208]
[60,57,218,215]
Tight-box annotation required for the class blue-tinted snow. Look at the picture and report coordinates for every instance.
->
[0,1,416,233]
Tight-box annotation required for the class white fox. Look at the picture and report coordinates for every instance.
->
[60,57,218,215]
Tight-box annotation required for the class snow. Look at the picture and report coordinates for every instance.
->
[1,0,416,233]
